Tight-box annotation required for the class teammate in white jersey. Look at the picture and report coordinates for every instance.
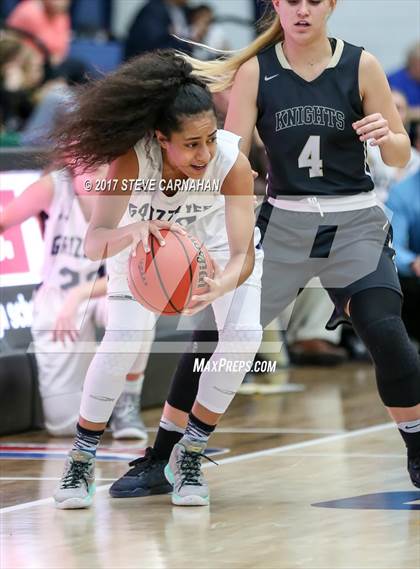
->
[51,50,263,509]
[0,168,151,439]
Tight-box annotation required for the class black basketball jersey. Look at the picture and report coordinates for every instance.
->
[256,39,374,197]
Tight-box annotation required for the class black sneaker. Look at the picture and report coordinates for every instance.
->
[109,447,172,498]
[408,455,420,488]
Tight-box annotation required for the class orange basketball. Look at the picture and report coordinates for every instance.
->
[128,229,214,315]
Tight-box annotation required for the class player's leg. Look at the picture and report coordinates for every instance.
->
[53,297,154,509]
[109,318,217,498]
[158,202,297,447]
[166,253,263,505]
[110,310,156,440]
[348,287,420,487]
[109,247,306,500]
[323,207,420,488]
[109,312,217,498]
[110,208,306,499]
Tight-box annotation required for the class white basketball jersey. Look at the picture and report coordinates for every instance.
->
[41,169,102,290]
[107,130,241,294]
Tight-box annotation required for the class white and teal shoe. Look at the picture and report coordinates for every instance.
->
[110,392,148,441]
[165,438,214,506]
[54,450,96,509]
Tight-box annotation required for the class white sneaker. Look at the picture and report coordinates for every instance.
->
[110,392,148,440]
[165,438,211,506]
[54,450,96,509]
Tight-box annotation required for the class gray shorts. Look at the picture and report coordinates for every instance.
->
[256,200,402,329]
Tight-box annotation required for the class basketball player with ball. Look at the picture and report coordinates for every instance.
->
[51,50,263,509]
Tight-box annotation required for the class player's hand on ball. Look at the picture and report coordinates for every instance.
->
[353,113,390,146]
[183,261,225,315]
[130,220,187,256]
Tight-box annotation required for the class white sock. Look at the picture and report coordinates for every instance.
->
[159,417,184,435]
[398,419,420,433]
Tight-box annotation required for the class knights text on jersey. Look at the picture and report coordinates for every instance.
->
[256,39,374,197]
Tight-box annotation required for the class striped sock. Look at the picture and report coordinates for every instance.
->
[72,423,104,456]
[183,413,215,445]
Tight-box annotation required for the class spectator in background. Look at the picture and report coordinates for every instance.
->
[188,5,230,61]
[386,127,420,347]
[21,58,89,146]
[0,30,45,144]
[7,0,71,65]
[285,287,348,366]
[124,0,209,60]
[388,42,420,126]
[368,89,420,203]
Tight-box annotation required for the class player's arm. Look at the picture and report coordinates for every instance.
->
[0,173,54,233]
[85,149,186,260]
[84,149,137,260]
[221,152,255,288]
[224,57,259,158]
[356,51,411,168]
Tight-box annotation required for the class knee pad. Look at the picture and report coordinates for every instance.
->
[354,315,420,407]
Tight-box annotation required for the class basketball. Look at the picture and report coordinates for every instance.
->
[128,229,214,315]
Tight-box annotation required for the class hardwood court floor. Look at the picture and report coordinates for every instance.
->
[1,363,419,569]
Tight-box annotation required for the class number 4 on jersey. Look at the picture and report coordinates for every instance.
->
[298,135,323,178]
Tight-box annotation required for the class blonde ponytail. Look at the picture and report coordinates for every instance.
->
[181,13,283,92]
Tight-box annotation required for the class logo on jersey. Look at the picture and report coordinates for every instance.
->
[275,106,345,131]
[265,73,279,82]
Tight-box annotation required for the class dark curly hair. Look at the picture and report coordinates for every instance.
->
[50,50,216,170]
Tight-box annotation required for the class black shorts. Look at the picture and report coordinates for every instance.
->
[256,200,402,330]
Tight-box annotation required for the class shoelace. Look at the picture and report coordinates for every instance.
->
[178,450,217,489]
[128,448,158,474]
[61,460,90,489]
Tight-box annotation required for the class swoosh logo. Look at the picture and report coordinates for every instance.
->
[405,423,420,430]
[265,74,279,82]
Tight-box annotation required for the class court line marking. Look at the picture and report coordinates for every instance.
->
[0,477,117,482]
[0,428,344,442]
[0,451,406,482]
[148,427,345,435]
[0,422,394,514]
